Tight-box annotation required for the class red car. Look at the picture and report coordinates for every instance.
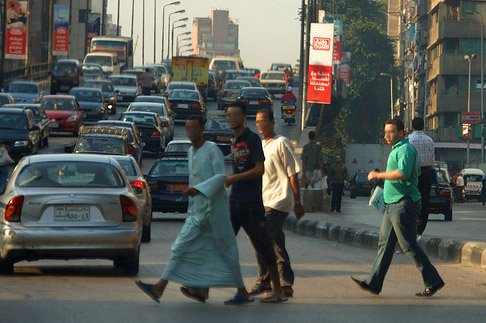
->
[41,95,84,136]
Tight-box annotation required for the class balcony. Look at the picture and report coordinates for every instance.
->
[427,0,443,13]
[428,19,481,48]
[439,54,481,76]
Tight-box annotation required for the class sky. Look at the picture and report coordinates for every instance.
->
[106,0,302,70]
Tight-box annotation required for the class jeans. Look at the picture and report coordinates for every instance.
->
[417,167,432,235]
[364,197,443,293]
[255,208,294,287]
[0,166,9,194]
[331,183,344,211]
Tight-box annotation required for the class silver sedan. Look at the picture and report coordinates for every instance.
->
[0,154,142,275]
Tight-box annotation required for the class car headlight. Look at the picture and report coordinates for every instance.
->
[14,140,29,147]
[110,96,116,102]
[67,115,78,121]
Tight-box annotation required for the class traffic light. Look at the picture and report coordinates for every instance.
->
[462,124,472,139]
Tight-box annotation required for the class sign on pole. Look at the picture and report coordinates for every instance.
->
[307,23,334,104]
[5,1,28,59]
[462,112,481,124]
[53,4,70,56]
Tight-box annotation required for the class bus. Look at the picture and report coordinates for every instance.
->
[89,36,133,71]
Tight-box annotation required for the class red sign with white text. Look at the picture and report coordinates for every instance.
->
[54,27,69,54]
[307,23,334,104]
[5,1,27,59]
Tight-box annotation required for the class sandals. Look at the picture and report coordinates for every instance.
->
[180,286,207,303]
[261,293,288,303]
[224,294,255,306]
[135,280,160,304]
[248,283,272,296]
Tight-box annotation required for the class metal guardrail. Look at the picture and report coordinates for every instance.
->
[3,62,51,83]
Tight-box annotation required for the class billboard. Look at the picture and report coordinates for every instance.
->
[5,1,27,59]
[307,23,334,104]
[53,4,70,56]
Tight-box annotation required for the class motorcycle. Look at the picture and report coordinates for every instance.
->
[281,98,296,126]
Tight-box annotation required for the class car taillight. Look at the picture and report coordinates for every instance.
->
[439,189,451,197]
[221,81,225,86]
[191,102,201,109]
[259,99,271,105]
[222,91,227,97]
[5,195,24,222]
[120,195,137,222]
[128,145,136,155]
[163,92,169,97]
[133,180,146,190]
[243,99,249,104]
[211,81,216,87]
[161,120,170,126]
[287,110,292,114]
[151,130,161,137]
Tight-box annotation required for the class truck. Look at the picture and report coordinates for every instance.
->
[344,143,391,178]
[171,56,209,99]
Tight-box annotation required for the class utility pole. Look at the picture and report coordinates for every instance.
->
[142,0,145,65]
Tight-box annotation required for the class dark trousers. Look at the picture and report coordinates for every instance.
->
[364,197,443,293]
[331,183,344,211]
[230,202,277,268]
[417,167,432,235]
[255,207,294,287]
[142,86,151,95]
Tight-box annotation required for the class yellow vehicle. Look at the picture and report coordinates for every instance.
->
[171,56,209,99]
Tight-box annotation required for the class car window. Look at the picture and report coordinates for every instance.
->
[53,64,77,76]
[205,118,229,130]
[110,77,137,86]
[42,99,75,111]
[261,73,285,80]
[129,105,166,116]
[70,90,102,102]
[436,170,448,185]
[464,175,483,182]
[85,56,112,66]
[121,114,156,125]
[16,161,125,188]
[0,113,28,130]
[169,91,198,100]
[226,81,249,89]
[355,174,369,182]
[81,65,103,73]
[213,60,236,70]
[150,160,189,176]
[115,159,138,177]
[77,137,125,154]
[240,88,267,97]
[8,83,38,93]
[167,143,191,152]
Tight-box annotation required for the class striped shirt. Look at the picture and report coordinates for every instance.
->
[408,131,435,167]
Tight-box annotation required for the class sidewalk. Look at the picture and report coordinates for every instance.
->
[288,128,486,272]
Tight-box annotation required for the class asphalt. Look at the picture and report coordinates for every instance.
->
[286,127,486,272]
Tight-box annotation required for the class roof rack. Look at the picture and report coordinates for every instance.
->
[79,125,128,137]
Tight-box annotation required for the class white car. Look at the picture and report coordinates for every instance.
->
[0,154,142,275]
[165,139,191,153]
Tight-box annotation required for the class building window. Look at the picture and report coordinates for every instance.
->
[443,112,459,127]
[460,39,486,55]
[460,75,482,91]
[445,39,459,54]
[444,75,459,94]
[461,1,486,19]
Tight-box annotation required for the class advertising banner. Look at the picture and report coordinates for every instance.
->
[5,0,27,59]
[87,13,101,49]
[53,4,70,56]
[307,23,334,104]
[333,20,343,62]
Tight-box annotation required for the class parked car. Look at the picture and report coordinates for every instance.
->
[41,95,84,136]
[82,80,118,114]
[203,116,232,156]
[96,120,144,165]
[349,172,374,198]
[429,168,453,221]
[1,103,50,147]
[217,79,251,110]
[51,59,82,94]
[259,71,288,95]
[147,152,189,213]
[167,89,206,122]
[108,75,141,105]
[126,102,174,145]
[235,87,273,116]
[119,111,166,156]
[112,155,152,242]
[6,80,44,103]
[0,154,142,275]
[0,93,15,106]
[0,108,40,160]
[68,87,107,122]
[165,139,191,153]
[80,63,105,81]
[74,126,130,156]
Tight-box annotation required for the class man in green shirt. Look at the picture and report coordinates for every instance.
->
[300,131,325,188]
[351,119,444,297]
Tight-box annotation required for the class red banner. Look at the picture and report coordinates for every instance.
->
[54,27,69,55]
[5,1,27,59]
[338,64,350,85]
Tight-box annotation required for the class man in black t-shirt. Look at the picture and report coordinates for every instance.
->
[225,103,286,303]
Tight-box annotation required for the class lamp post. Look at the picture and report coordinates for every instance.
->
[161,2,180,62]
[117,0,120,36]
[380,72,394,119]
[176,32,191,56]
[466,10,484,163]
[171,23,187,58]
[166,10,185,60]
[465,54,477,166]
[181,48,192,55]
[178,43,191,56]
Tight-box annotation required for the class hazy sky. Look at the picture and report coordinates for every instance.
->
[106,0,301,70]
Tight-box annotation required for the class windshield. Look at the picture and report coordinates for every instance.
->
[213,60,236,70]
[69,90,102,102]
[121,114,156,125]
[150,160,189,176]
[0,113,28,130]
[84,82,114,92]
[53,64,77,76]
[84,55,113,66]
[261,73,285,81]
[129,104,166,116]
[81,65,103,74]
[114,158,138,177]
[167,143,191,152]
[91,40,127,63]
[76,136,124,154]
[240,88,267,97]
[205,118,229,130]
[168,83,195,90]
[16,161,125,188]
[225,81,250,90]
[42,99,75,111]
[169,91,199,100]
[110,77,137,86]
[8,83,38,93]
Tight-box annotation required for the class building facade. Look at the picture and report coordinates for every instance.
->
[192,10,240,59]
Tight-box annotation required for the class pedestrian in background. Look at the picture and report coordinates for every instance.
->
[481,174,486,206]
[408,117,435,235]
[351,118,444,297]
[139,68,153,95]
[225,103,286,303]
[0,140,14,194]
[455,173,465,203]
[328,155,349,212]
[300,131,325,188]
[253,109,304,298]
[135,115,253,305]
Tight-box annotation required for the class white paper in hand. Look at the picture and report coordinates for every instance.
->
[369,186,386,214]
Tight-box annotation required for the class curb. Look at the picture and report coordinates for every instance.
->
[284,215,486,271]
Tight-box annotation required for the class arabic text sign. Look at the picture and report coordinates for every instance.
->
[53,4,69,55]
[5,0,27,59]
[307,23,334,104]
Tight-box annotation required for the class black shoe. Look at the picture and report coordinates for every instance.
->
[330,208,335,212]
[350,277,380,295]
[415,282,445,297]
[336,210,342,213]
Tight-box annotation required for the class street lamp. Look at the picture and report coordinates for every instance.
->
[466,10,485,162]
[176,32,191,54]
[465,53,477,166]
[166,10,186,60]
[380,72,394,119]
[181,48,193,55]
[178,43,192,56]
[161,1,181,63]
[171,18,188,58]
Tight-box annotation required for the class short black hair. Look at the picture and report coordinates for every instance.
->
[412,117,425,131]
[385,118,405,132]
[227,102,247,114]
[308,131,316,140]
[256,109,274,121]
[186,114,204,126]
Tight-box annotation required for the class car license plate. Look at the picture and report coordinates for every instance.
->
[282,105,294,109]
[170,183,188,192]
[250,100,259,105]
[54,205,90,221]
[218,136,230,142]
[60,85,69,91]
[50,122,59,128]
[178,104,188,109]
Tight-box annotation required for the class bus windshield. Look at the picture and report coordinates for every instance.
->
[92,40,127,63]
